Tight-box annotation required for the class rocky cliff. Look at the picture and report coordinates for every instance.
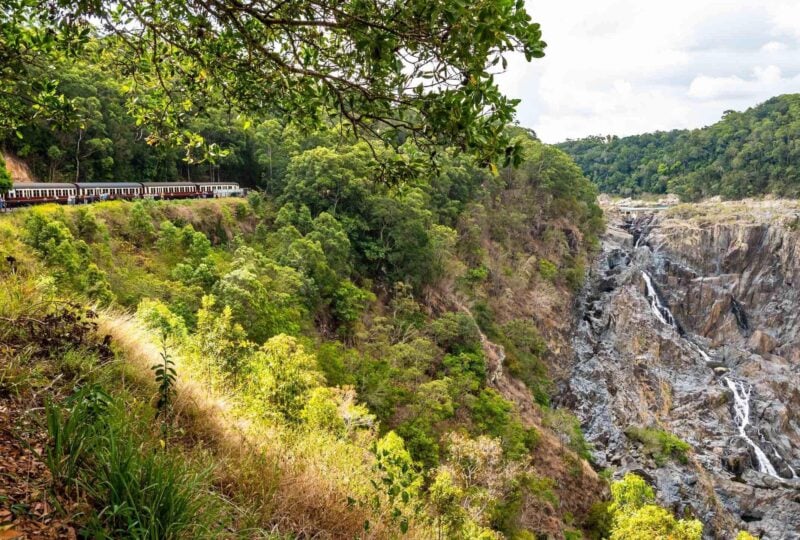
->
[559,200,800,539]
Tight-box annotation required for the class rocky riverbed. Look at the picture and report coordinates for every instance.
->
[559,200,800,539]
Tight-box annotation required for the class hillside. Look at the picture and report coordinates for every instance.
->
[0,135,615,538]
[557,94,800,201]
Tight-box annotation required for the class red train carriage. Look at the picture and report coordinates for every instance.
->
[76,183,144,203]
[3,183,77,207]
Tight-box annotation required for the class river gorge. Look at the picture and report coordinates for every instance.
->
[560,200,800,539]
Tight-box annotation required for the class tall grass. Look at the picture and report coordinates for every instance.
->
[44,383,224,538]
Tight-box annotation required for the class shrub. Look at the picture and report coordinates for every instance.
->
[537,258,558,282]
[464,265,490,283]
[469,388,513,438]
[563,257,586,291]
[625,426,691,465]
[23,211,114,304]
[443,352,487,387]
[301,387,346,435]
[544,409,592,461]
[584,501,613,540]
[498,320,551,406]
[332,280,375,338]
[430,312,482,353]
[396,420,440,469]
[136,298,188,342]
[242,334,324,420]
[608,474,702,540]
[129,201,156,245]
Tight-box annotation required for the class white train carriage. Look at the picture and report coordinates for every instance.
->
[142,182,200,199]
[4,183,77,206]
[195,182,243,197]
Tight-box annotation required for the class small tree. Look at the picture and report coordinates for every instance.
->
[243,334,323,420]
[609,474,702,540]
[129,202,155,246]
[0,153,11,195]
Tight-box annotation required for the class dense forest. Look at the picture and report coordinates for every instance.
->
[557,94,800,200]
[0,1,724,538]
[1,58,284,187]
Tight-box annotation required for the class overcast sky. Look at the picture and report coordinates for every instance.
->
[497,0,800,143]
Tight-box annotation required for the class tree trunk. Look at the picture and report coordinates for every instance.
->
[75,129,83,183]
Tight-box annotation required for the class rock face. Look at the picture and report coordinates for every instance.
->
[559,202,800,539]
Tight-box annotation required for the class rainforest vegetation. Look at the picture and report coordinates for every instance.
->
[0,0,715,538]
[558,94,800,201]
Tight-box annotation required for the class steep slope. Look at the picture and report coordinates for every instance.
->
[0,149,607,540]
[561,200,800,539]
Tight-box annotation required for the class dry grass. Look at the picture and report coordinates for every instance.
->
[97,313,411,539]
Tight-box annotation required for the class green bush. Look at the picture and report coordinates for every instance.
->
[544,409,592,461]
[430,312,482,353]
[464,265,489,283]
[537,258,558,282]
[625,426,691,465]
[498,320,551,406]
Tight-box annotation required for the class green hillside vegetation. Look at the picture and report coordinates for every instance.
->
[557,94,800,200]
[1,129,615,537]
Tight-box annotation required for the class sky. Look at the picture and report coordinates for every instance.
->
[497,0,800,143]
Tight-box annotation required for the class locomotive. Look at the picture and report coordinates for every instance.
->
[1,181,242,208]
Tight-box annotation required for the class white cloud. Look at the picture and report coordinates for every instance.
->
[497,0,800,142]
[687,65,787,100]
[761,41,788,53]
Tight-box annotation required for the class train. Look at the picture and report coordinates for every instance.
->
[1,181,243,208]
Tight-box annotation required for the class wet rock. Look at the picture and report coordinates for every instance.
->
[723,438,753,475]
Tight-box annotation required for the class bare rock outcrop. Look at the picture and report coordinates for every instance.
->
[560,200,800,539]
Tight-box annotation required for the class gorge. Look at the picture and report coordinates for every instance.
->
[560,200,800,538]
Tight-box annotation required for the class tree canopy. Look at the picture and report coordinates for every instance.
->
[558,94,800,200]
[2,0,546,168]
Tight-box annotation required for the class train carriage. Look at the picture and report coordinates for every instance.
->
[141,182,200,199]
[2,181,241,209]
[195,182,243,197]
[3,183,78,207]
[76,182,143,202]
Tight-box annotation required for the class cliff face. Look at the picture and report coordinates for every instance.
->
[560,201,800,539]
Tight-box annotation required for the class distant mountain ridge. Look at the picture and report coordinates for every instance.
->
[557,94,800,201]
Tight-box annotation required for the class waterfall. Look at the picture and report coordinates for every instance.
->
[724,378,780,478]
[642,271,678,328]
[689,341,712,363]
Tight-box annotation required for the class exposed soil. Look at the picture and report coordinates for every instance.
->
[0,395,76,539]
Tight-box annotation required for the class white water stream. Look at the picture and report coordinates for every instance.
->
[641,270,782,478]
[642,271,677,327]
[724,378,780,478]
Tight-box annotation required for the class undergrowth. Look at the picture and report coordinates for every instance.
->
[625,426,691,466]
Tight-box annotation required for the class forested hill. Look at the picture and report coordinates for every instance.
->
[557,94,800,200]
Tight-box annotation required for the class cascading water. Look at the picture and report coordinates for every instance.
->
[641,264,780,478]
[565,209,800,537]
[724,378,780,478]
[642,271,714,363]
[641,271,677,327]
